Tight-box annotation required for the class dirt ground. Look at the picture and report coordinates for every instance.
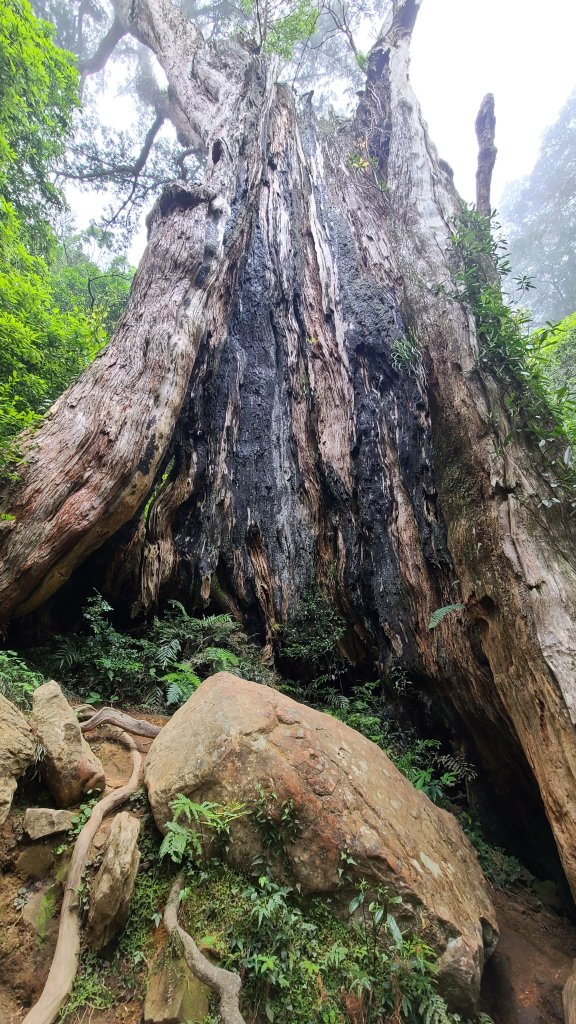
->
[1,714,575,1024]
[480,886,576,1024]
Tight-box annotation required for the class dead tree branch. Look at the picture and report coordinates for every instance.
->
[78,16,128,94]
[475,92,497,217]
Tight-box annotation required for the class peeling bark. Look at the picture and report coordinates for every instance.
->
[3,0,576,900]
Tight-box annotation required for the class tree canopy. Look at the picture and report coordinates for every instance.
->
[0,0,78,239]
[0,0,133,480]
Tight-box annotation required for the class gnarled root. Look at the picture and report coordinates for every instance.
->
[164,872,247,1024]
[21,732,142,1024]
[80,706,161,738]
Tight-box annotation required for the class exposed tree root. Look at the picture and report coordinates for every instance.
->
[21,732,142,1024]
[79,706,161,738]
[164,872,247,1024]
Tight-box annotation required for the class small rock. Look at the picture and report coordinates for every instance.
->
[87,811,140,949]
[0,693,35,825]
[30,682,106,807]
[23,807,76,840]
[16,845,54,879]
[144,951,210,1024]
[21,884,60,940]
[180,973,211,1023]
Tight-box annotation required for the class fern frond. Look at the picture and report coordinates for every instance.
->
[199,647,240,669]
[437,753,477,781]
[155,637,181,669]
[422,992,453,1024]
[159,820,190,862]
[55,637,86,668]
[427,604,465,630]
[166,681,183,706]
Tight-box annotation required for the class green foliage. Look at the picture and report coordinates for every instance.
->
[323,680,392,748]
[0,648,44,707]
[0,0,78,237]
[501,89,576,325]
[0,200,107,478]
[0,6,131,483]
[161,663,202,706]
[239,0,318,58]
[264,0,318,58]
[279,586,345,679]
[58,952,114,1020]
[159,794,246,868]
[48,228,134,334]
[530,311,576,444]
[253,789,302,872]
[459,814,526,889]
[319,681,474,807]
[450,204,576,507]
[34,593,271,706]
[54,591,145,689]
[181,864,489,1024]
[55,794,100,855]
[348,150,378,173]
[427,604,465,630]
[146,600,273,700]
[391,331,427,388]
[116,865,171,966]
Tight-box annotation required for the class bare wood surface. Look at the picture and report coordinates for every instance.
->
[80,707,162,738]
[21,733,142,1024]
[475,92,497,216]
[164,872,246,1024]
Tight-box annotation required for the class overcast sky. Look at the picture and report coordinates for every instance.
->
[410,0,576,206]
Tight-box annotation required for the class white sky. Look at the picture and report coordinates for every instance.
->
[410,0,576,205]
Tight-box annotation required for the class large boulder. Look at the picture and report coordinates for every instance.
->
[145,673,498,1012]
[87,811,140,949]
[30,681,105,807]
[0,693,35,824]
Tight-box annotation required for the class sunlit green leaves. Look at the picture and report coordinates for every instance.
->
[0,200,107,478]
[264,0,319,58]
[0,0,78,237]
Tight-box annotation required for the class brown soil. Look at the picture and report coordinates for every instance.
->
[1,712,575,1024]
[481,886,576,1024]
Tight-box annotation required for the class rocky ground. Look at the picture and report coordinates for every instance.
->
[1,679,575,1024]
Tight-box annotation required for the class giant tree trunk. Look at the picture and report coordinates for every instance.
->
[3,0,576,899]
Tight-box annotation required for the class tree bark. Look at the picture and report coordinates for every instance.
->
[475,92,497,216]
[3,0,576,901]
